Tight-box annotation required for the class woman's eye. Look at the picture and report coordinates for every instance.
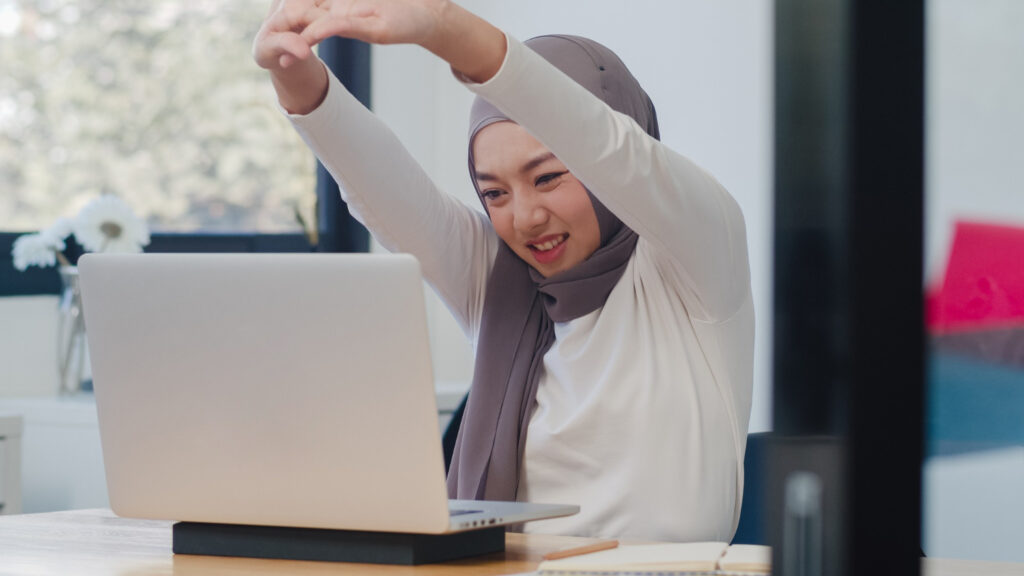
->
[481,189,505,202]
[535,171,567,188]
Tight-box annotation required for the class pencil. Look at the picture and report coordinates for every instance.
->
[542,539,620,561]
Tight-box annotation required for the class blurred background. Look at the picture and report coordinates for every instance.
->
[0,0,1020,562]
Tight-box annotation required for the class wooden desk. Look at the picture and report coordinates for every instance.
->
[1,509,1022,575]
[0,509,591,575]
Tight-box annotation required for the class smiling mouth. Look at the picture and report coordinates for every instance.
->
[528,234,568,253]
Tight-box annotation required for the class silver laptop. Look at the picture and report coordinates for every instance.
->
[79,253,577,534]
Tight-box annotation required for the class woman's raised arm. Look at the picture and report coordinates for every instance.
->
[252,0,501,336]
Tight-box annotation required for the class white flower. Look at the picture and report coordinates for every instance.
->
[11,233,65,271]
[43,217,74,242]
[72,196,151,253]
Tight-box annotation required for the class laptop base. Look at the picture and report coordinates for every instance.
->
[172,521,505,565]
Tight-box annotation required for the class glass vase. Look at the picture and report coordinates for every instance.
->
[57,265,89,395]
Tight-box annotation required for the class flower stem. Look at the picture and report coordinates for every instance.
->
[56,251,72,268]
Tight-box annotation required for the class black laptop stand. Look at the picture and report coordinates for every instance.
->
[172,521,505,565]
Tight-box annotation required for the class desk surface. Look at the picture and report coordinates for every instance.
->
[1,509,1022,576]
[0,508,591,575]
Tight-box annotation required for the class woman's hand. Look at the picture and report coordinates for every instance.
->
[255,0,452,70]
[253,0,332,114]
[256,0,505,83]
[254,0,316,71]
[297,0,451,51]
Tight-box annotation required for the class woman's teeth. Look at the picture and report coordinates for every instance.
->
[533,235,565,251]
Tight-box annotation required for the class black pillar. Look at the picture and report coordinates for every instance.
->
[316,37,371,253]
[772,0,924,574]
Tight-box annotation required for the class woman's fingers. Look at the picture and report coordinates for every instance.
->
[298,11,377,46]
[275,32,315,67]
[297,0,442,47]
[259,0,447,61]
[289,1,372,46]
[254,28,314,70]
[254,0,322,70]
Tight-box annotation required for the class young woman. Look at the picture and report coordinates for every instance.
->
[254,0,754,543]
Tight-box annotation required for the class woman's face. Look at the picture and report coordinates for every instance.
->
[473,121,600,278]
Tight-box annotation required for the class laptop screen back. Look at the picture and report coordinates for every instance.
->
[80,253,452,533]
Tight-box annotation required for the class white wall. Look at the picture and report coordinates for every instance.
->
[922,0,1024,561]
[925,0,1024,284]
[0,296,60,397]
[371,0,776,432]
[925,448,1024,562]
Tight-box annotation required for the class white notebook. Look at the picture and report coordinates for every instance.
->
[719,544,772,573]
[537,542,771,575]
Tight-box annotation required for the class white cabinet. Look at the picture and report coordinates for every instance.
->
[0,383,469,514]
[0,398,107,513]
[0,413,23,515]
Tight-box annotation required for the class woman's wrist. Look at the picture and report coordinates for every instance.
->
[271,57,329,116]
[422,1,506,84]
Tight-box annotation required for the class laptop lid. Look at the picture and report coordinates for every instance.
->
[80,253,457,533]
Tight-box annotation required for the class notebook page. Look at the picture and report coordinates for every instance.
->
[538,542,729,574]
[719,544,771,573]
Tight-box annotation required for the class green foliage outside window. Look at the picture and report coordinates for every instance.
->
[0,0,316,233]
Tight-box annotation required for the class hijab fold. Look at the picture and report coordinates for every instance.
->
[447,35,660,501]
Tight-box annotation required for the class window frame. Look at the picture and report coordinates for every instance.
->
[0,38,370,297]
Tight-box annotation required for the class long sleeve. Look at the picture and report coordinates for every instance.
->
[284,66,499,336]
[461,36,751,323]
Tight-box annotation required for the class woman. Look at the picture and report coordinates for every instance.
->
[254,0,754,543]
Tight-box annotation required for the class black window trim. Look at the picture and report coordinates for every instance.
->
[1,38,370,297]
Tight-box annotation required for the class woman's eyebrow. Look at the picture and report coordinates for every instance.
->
[475,152,558,184]
[520,151,556,174]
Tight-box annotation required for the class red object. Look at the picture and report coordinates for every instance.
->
[928,220,1024,333]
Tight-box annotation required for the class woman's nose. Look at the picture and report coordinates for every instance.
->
[513,193,548,232]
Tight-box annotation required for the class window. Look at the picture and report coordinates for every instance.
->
[1,0,369,295]
[0,0,314,233]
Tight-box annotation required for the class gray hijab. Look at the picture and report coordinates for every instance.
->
[447,35,660,501]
